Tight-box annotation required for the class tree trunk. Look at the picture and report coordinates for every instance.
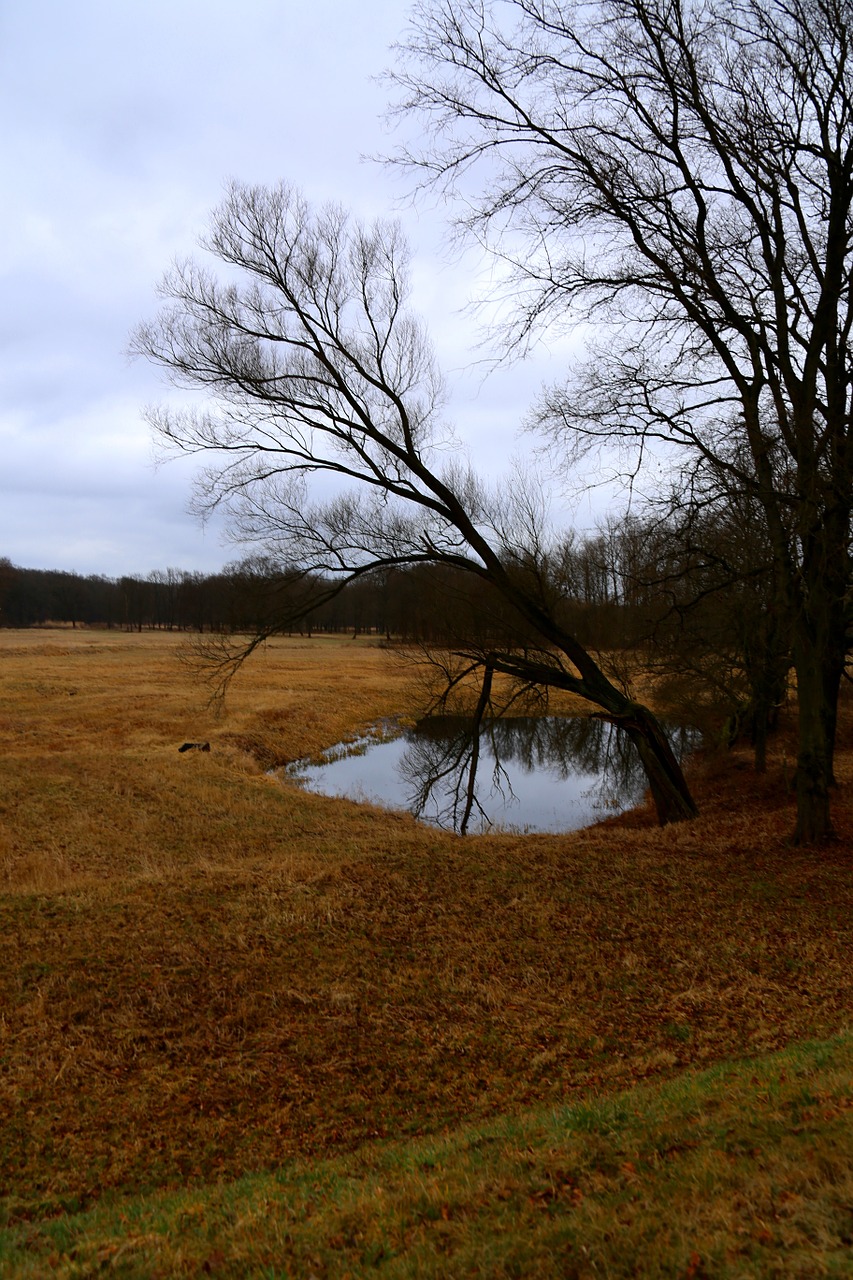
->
[752,708,768,776]
[457,594,702,827]
[587,691,698,823]
[621,705,699,825]
[793,643,842,844]
[790,535,847,844]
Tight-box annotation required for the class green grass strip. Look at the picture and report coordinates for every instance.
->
[3,1031,852,1278]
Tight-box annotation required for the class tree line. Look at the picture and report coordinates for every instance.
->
[0,557,359,635]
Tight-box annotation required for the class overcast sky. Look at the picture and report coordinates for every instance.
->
[1,0,595,579]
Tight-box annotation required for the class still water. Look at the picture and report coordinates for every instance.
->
[284,715,695,835]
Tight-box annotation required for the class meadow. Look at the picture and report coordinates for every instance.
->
[0,628,851,1277]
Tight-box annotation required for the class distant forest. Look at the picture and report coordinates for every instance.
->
[0,532,668,645]
[0,556,408,637]
[2,554,594,641]
[0,524,676,655]
[0,549,642,651]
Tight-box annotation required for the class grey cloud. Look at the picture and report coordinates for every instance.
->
[0,0,549,578]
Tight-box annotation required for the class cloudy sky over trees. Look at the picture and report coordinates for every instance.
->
[2,0,576,577]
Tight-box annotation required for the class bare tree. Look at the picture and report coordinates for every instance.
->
[389,0,853,842]
[595,492,793,772]
[132,181,696,824]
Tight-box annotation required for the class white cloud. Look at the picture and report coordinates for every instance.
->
[0,0,593,576]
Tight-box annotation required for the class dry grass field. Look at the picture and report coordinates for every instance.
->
[0,628,851,1276]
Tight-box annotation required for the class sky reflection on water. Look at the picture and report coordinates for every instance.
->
[285,716,694,834]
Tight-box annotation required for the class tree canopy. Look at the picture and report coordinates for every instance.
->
[389,0,853,842]
[133,181,697,824]
[133,0,853,841]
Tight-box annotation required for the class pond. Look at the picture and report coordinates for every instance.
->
[283,715,697,835]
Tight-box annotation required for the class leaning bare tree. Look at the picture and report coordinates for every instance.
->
[133,181,696,823]
[390,0,853,843]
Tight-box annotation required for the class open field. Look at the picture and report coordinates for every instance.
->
[1,628,851,1275]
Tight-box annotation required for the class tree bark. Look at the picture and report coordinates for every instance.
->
[794,678,834,844]
[619,706,699,825]
[789,503,849,842]
[792,631,845,844]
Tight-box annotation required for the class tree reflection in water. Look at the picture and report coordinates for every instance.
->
[287,716,697,835]
[401,715,695,834]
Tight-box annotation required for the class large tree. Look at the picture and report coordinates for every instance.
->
[133,181,696,824]
[390,0,853,842]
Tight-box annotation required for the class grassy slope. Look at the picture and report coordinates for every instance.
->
[0,630,851,1276]
[3,1033,852,1278]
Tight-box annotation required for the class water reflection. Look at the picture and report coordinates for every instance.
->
[285,715,696,835]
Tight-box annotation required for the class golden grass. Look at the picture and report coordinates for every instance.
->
[0,629,422,893]
[0,628,851,1272]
